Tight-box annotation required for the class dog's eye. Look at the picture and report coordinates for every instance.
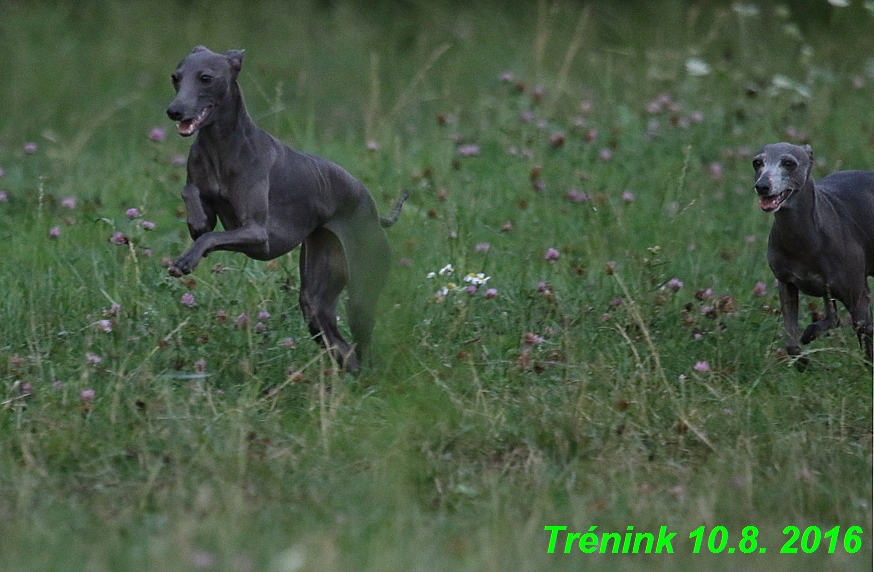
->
[781,159,796,170]
[200,74,212,85]
[752,159,763,170]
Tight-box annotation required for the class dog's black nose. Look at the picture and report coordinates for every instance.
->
[754,181,770,196]
[167,106,184,121]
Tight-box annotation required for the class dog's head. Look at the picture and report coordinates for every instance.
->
[752,142,813,213]
[166,46,244,137]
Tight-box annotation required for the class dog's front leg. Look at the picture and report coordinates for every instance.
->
[171,180,275,276]
[170,225,270,276]
[181,183,216,239]
[778,281,802,355]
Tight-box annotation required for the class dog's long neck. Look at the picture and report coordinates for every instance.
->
[770,177,823,253]
[199,81,258,148]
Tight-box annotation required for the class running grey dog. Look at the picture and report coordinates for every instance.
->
[753,142,874,362]
[166,46,408,373]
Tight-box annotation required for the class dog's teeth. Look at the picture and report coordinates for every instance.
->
[760,196,781,212]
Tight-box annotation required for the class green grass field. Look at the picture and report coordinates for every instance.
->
[0,1,872,570]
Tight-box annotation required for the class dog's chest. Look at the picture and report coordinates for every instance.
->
[188,162,245,229]
[189,141,246,198]
[189,155,225,197]
[769,248,829,297]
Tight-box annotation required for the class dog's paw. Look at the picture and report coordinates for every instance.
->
[800,324,820,345]
[169,254,198,276]
[188,222,210,240]
[343,354,360,375]
[782,344,809,369]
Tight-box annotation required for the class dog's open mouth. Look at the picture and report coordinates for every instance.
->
[177,105,212,137]
[760,188,793,213]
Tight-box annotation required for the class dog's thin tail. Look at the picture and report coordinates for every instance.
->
[380,189,410,228]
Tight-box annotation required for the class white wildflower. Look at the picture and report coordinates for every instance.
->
[433,286,450,303]
[463,272,491,286]
[771,75,811,98]
[771,75,794,90]
[731,3,760,17]
[685,57,711,77]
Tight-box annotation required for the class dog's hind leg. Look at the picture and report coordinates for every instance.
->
[847,290,873,362]
[800,297,840,345]
[327,217,391,367]
[299,227,358,373]
[345,257,387,366]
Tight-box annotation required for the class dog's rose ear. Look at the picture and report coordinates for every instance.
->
[191,45,210,54]
[226,50,244,72]
[803,144,813,162]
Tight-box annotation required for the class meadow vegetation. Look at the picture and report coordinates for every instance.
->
[0,1,872,570]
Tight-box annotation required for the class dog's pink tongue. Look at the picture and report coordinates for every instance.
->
[760,196,779,212]
[178,120,194,135]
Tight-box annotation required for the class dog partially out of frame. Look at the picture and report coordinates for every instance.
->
[166,46,408,373]
[753,142,874,362]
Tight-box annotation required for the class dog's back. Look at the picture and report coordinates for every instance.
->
[816,170,874,276]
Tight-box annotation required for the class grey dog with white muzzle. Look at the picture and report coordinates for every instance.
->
[753,142,873,362]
